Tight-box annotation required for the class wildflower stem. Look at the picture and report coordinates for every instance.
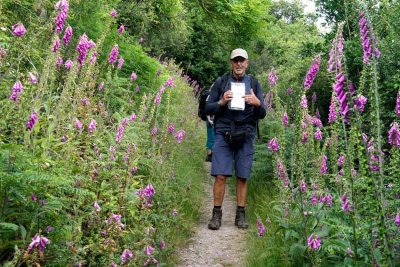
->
[371,59,394,265]
[341,120,358,260]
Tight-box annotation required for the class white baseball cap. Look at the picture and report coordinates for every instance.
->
[230,48,248,59]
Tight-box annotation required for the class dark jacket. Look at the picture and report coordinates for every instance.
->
[205,73,266,134]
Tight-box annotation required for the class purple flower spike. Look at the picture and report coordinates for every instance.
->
[117,57,124,69]
[333,72,349,119]
[26,112,38,131]
[282,112,289,127]
[396,93,400,118]
[268,138,279,152]
[388,122,400,147]
[110,9,117,18]
[268,69,278,87]
[54,0,69,34]
[328,97,337,123]
[256,218,266,237]
[62,25,73,46]
[321,155,327,174]
[9,81,23,102]
[354,95,367,113]
[307,234,321,250]
[52,37,61,53]
[121,249,133,265]
[359,11,380,64]
[108,45,119,66]
[64,59,73,69]
[304,56,321,90]
[395,213,400,226]
[12,23,26,37]
[28,72,38,84]
[301,95,308,109]
[88,119,97,133]
[130,72,137,81]
[118,25,125,35]
[175,129,186,143]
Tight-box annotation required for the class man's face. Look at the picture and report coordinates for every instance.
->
[231,57,249,78]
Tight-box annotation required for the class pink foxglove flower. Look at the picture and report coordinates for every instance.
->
[54,0,69,34]
[52,37,61,53]
[115,124,125,143]
[154,92,161,104]
[110,9,117,18]
[328,96,337,123]
[268,138,279,152]
[165,77,174,87]
[301,132,308,144]
[121,249,133,265]
[354,95,367,113]
[282,112,289,127]
[57,57,63,67]
[175,129,186,143]
[117,57,124,69]
[64,59,73,69]
[88,119,97,133]
[94,201,101,212]
[168,124,175,134]
[326,194,333,207]
[307,234,321,250]
[268,69,278,87]
[395,213,400,226]
[388,122,400,147]
[118,25,125,35]
[9,81,23,102]
[108,45,119,66]
[62,25,73,45]
[26,112,38,131]
[130,72,137,81]
[341,193,350,212]
[334,72,349,119]
[27,234,50,254]
[28,72,37,84]
[314,128,322,141]
[75,119,83,130]
[304,56,321,90]
[256,218,266,237]
[144,246,154,256]
[98,82,104,91]
[301,95,308,109]
[151,127,158,136]
[12,23,26,37]
[300,180,307,193]
[160,241,166,250]
[396,93,400,118]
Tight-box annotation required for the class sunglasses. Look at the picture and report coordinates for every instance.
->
[232,57,246,63]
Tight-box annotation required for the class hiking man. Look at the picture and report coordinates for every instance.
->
[205,48,266,230]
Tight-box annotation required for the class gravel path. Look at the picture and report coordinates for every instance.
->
[176,162,247,267]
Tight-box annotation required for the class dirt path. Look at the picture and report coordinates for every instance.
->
[176,162,247,267]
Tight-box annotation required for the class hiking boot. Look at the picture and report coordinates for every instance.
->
[208,208,222,230]
[235,208,249,229]
[205,153,212,162]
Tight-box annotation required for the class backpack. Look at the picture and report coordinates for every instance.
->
[198,74,230,121]
[198,89,210,121]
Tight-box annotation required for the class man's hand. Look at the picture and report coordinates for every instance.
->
[244,89,261,107]
[219,90,233,106]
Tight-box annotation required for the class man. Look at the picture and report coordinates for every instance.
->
[205,48,266,230]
